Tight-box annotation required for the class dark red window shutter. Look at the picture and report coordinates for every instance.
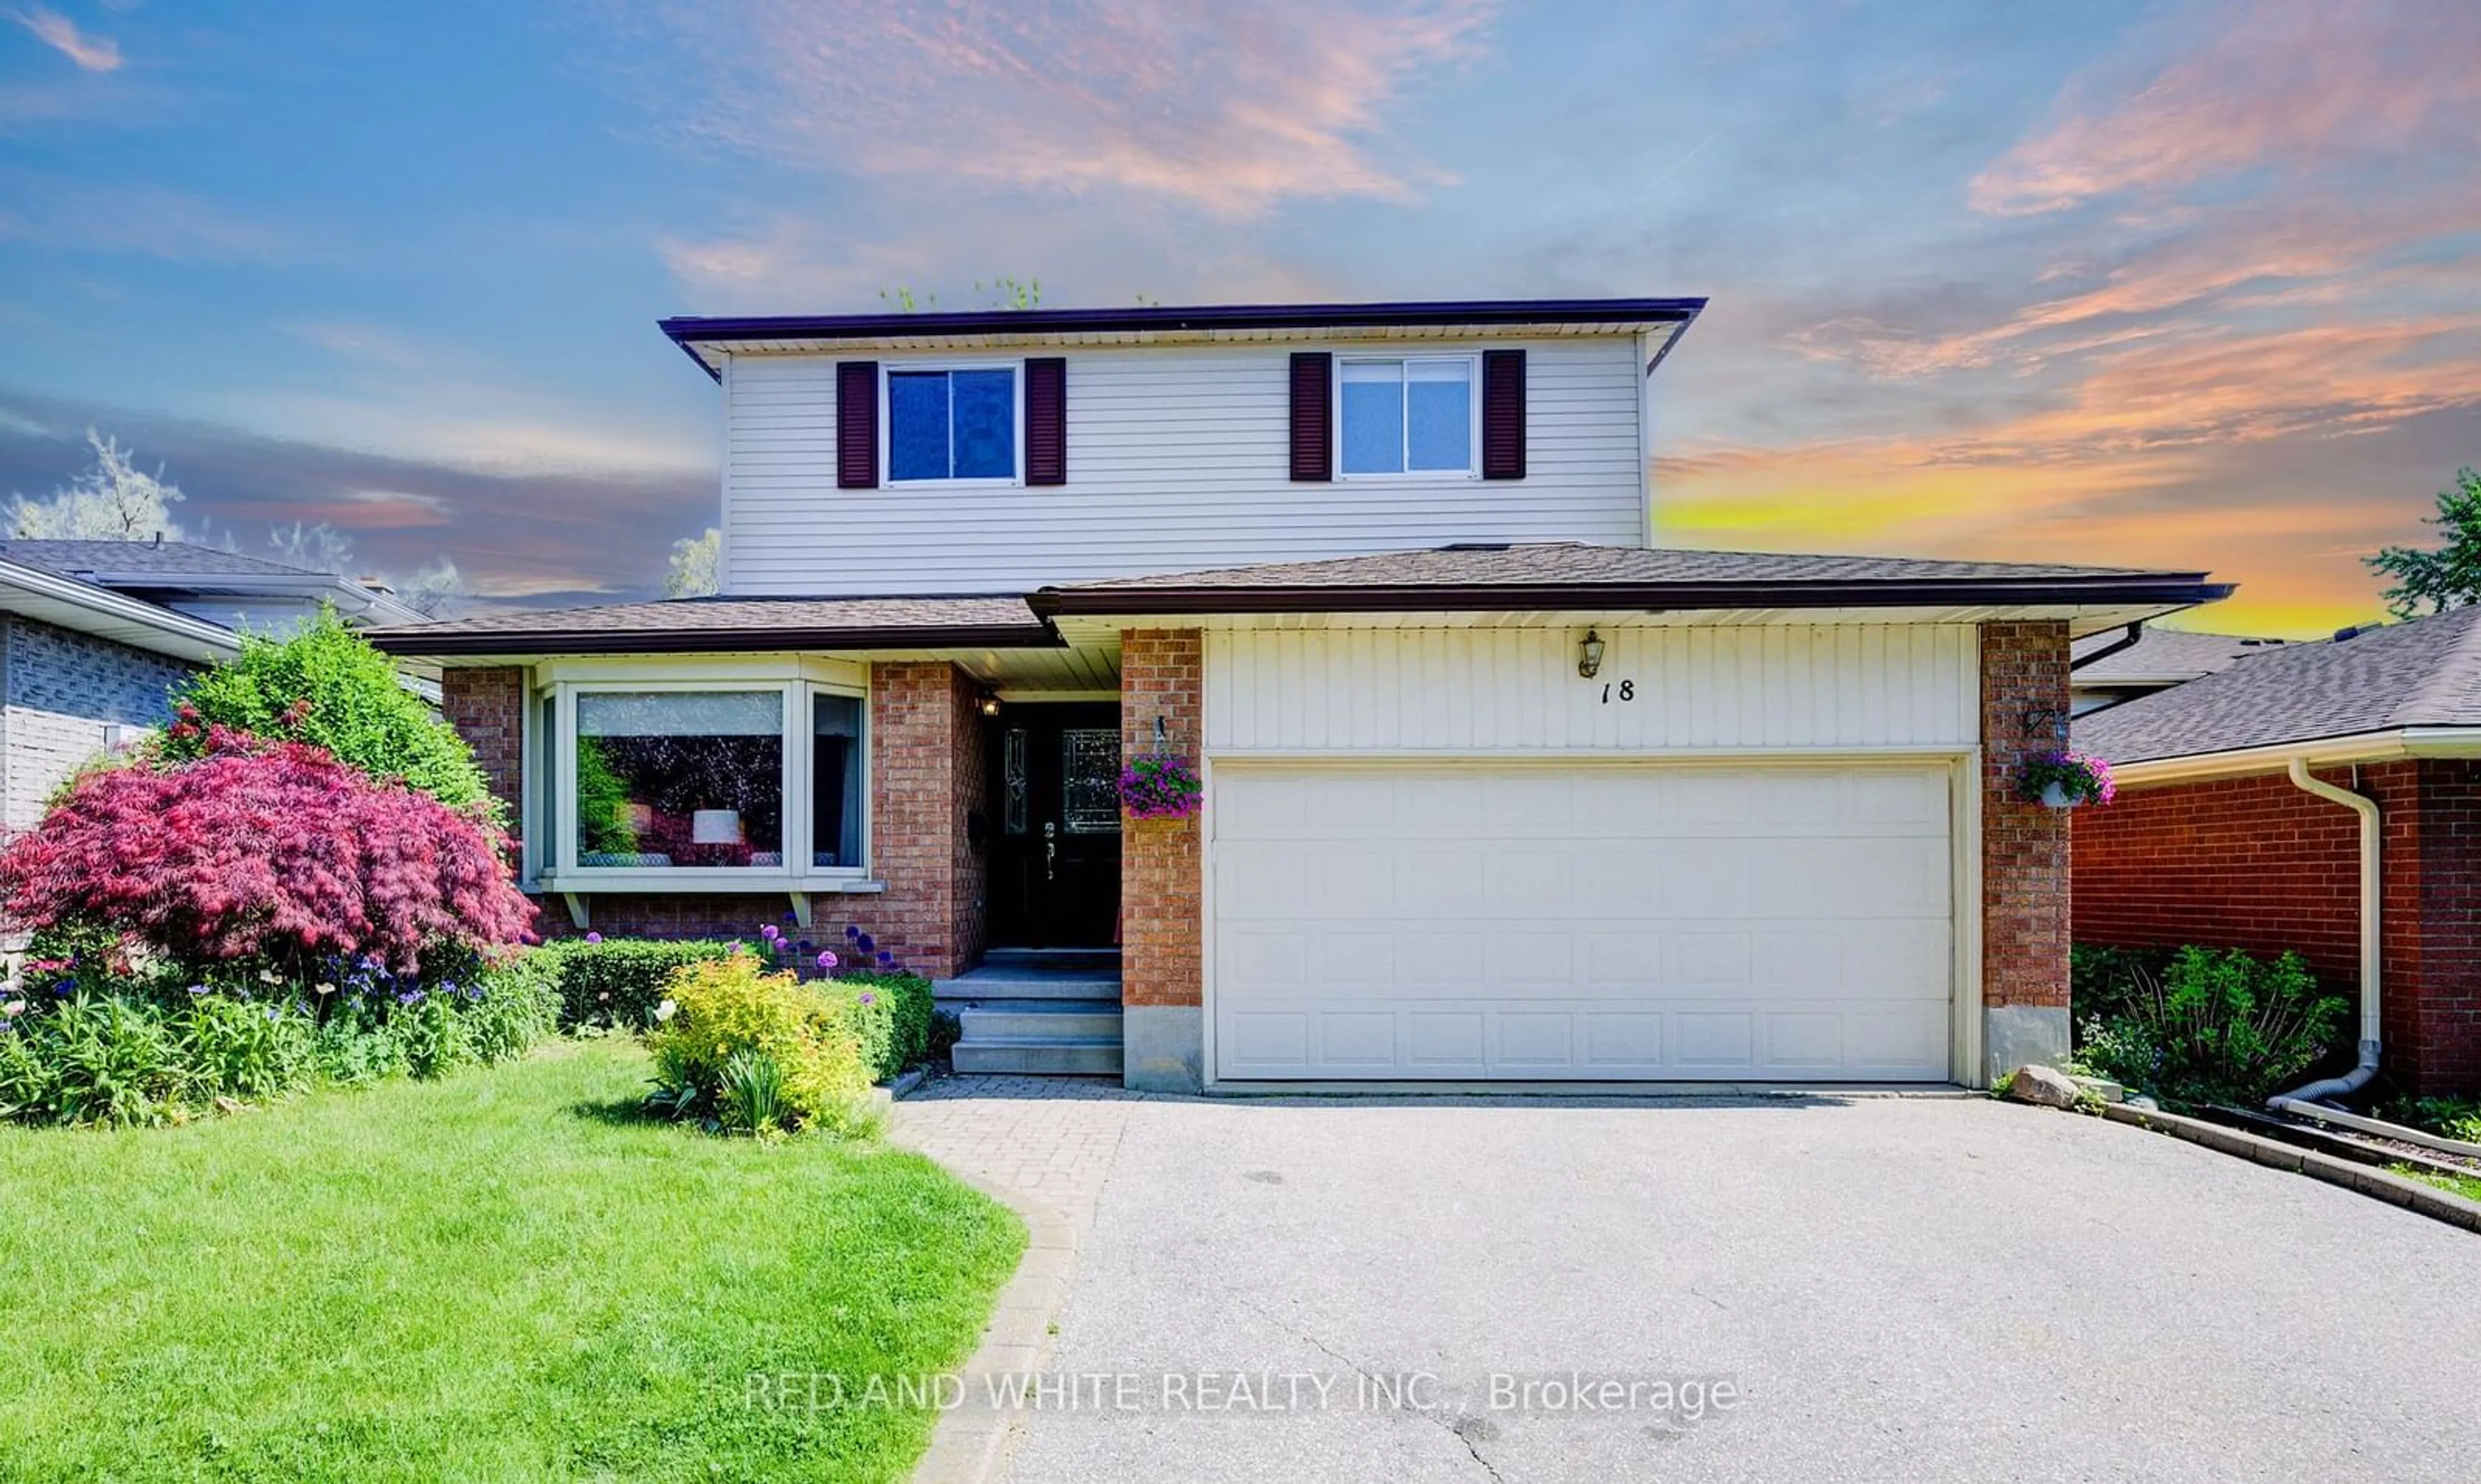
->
[1025,357,1067,485]
[1481,348,1526,480]
[835,361,879,489]
[1289,351,1332,482]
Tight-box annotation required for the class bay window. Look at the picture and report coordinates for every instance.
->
[537,671,868,883]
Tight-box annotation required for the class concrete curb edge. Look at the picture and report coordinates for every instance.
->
[2094,1100,2481,1234]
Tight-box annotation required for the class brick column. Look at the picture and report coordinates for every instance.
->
[1980,622,2071,1082]
[440,667,525,845]
[869,660,984,982]
[1120,629,1203,1091]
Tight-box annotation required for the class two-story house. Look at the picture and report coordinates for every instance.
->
[370,298,2229,1092]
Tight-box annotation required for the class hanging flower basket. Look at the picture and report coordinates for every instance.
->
[1120,752,1204,820]
[2020,750,2115,808]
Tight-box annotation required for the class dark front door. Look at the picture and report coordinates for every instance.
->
[988,703,1122,948]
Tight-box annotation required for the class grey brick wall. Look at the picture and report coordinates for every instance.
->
[1,616,201,833]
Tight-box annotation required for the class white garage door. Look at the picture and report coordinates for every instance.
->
[1211,762,1954,1082]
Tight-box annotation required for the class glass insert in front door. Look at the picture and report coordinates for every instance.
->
[1060,727,1122,834]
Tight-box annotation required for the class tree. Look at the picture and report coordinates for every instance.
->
[664,527,721,598]
[159,610,500,820]
[400,556,468,617]
[2367,468,2481,618]
[268,520,357,572]
[6,428,188,540]
[0,727,532,978]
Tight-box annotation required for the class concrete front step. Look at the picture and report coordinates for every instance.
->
[960,1001,1124,1041]
[951,1038,1125,1076]
[932,968,1124,1004]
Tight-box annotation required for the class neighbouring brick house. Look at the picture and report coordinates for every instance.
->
[369,297,2228,1091]
[2073,607,2481,1095]
[0,541,428,943]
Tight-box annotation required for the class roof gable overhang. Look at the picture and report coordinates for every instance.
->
[661,298,1706,379]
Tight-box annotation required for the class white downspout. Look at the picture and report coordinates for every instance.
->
[2267,757,2382,1111]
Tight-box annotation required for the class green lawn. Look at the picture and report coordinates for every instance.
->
[2392,1162,2481,1204]
[0,1038,1024,1483]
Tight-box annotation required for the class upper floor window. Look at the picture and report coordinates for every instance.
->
[887,365,1019,482]
[1339,356,1476,477]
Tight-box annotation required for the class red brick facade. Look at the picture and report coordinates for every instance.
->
[864,660,989,981]
[441,667,525,844]
[439,661,989,981]
[2073,758,2481,1094]
[1980,622,2073,1013]
[1120,629,1202,1010]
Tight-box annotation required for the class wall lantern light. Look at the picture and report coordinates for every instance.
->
[978,691,1003,717]
[1577,629,1606,679]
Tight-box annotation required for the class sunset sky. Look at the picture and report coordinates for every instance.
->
[1,1,2474,635]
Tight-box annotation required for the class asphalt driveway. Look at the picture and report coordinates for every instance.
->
[996,1093,2481,1483]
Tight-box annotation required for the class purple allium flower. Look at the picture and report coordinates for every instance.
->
[583,931,603,945]
[876,950,894,967]
[844,925,860,941]
[817,950,838,970]
[760,923,780,940]
[855,932,875,953]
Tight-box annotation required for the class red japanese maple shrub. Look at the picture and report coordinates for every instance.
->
[0,727,533,976]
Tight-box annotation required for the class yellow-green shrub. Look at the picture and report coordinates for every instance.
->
[644,953,872,1135]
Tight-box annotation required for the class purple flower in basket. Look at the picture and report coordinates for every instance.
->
[1119,751,1203,820]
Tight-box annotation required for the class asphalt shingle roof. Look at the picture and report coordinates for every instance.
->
[0,539,323,580]
[2073,606,2481,763]
[2069,627,2288,684]
[364,594,1051,655]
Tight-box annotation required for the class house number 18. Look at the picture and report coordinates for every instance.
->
[1600,680,1636,704]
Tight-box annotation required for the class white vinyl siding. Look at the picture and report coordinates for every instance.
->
[1202,625,1980,754]
[721,337,1644,596]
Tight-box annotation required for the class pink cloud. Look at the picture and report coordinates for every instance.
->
[1971,1,2481,216]
[12,6,120,72]
[640,0,1495,217]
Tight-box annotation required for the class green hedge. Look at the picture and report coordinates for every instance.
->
[831,970,936,1083]
[532,938,736,1030]
[533,939,937,1083]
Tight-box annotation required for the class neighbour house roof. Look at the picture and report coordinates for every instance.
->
[0,539,430,627]
[660,297,1708,379]
[2070,626,2287,685]
[364,594,1056,658]
[2074,605,2481,765]
[1031,543,2232,616]
[0,554,240,663]
[0,539,325,580]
